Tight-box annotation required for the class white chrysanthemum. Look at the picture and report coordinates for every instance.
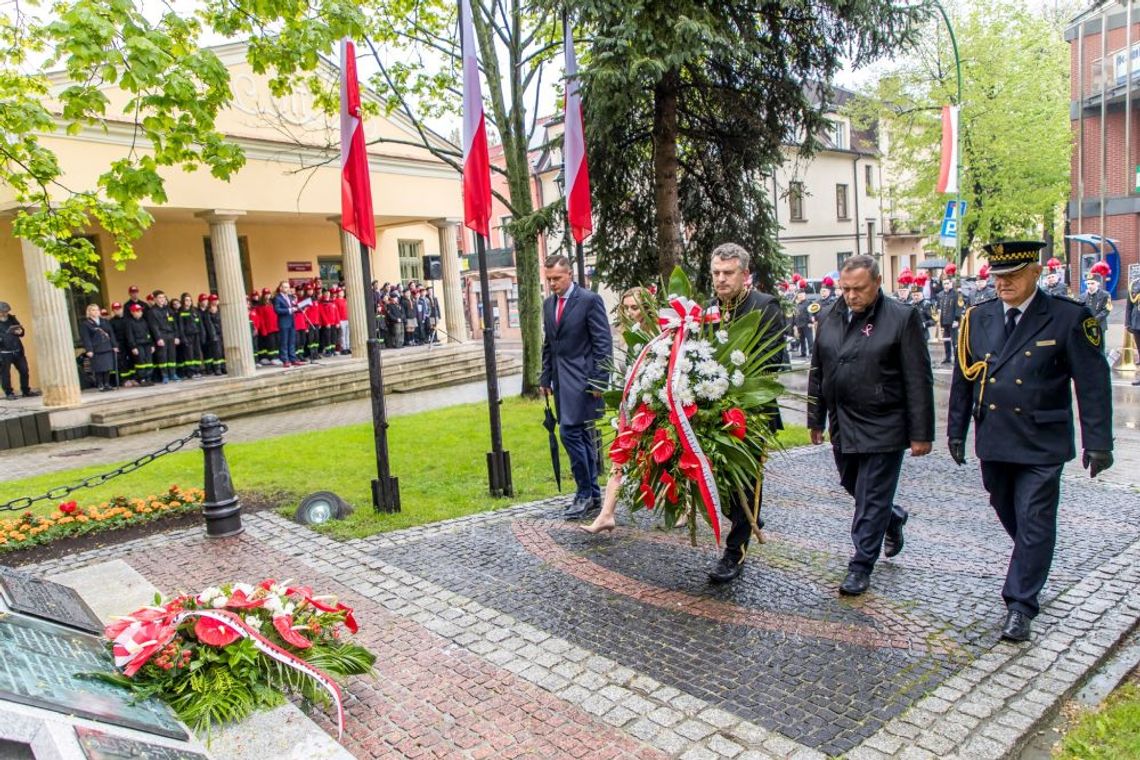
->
[631,344,644,355]
[197,587,222,605]
[678,357,692,373]
[732,370,745,387]
[686,320,702,334]
[232,582,254,596]
[653,340,672,357]
[678,386,695,406]
[694,340,714,358]
[263,595,284,614]
[644,363,666,383]
[708,378,730,399]
[697,359,723,377]
[715,330,729,344]
[730,350,747,366]
[642,392,654,404]
[657,386,672,405]
[244,614,263,630]
[212,596,228,609]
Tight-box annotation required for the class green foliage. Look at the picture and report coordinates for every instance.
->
[848,0,1073,254]
[1056,683,1140,760]
[0,0,362,287]
[570,0,924,292]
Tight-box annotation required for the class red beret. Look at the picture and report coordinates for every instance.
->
[100,308,109,316]
[128,285,139,293]
[208,294,219,302]
[822,276,835,287]
[943,263,957,276]
[111,302,122,309]
[146,293,155,301]
[129,303,144,312]
[261,288,271,294]
[197,293,207,302]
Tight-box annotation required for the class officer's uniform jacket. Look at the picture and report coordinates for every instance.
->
[936,288,963,327]
[947,289,1112,464]
[146,304,179,343]
[1044,281,1069,299]
[972,284,997,306]
[125,316,154,349]
[1082,288,1111,329]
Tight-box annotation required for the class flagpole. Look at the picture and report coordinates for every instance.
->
[476,231,513,496]
[933,0,963,265]
[359,240,400,512]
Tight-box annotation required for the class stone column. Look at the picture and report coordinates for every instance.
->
[196,210,255,378]
[329,216,370,356]
[431,218,468,343]
[20,238,81,406]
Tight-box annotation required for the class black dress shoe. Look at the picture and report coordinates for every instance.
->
[1000,610,1031,642]
[707,553,745,584]
[839,570,871,596]
[563,498,591,520]
[883,513,908,558]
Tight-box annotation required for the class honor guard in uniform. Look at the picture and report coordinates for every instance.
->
[125,302,155,385]
[1042,268,1068,299]
[935,276,964,365]
[948,241,1113,642]
[1081,277,1111,354]
[1127,274,1140,385]
[792,290,816,358]
[971,264,997,306]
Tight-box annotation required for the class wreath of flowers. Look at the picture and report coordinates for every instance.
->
[602,268,787,544]
[86,579,375,737]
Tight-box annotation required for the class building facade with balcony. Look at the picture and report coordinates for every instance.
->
[1067,0,1140,297]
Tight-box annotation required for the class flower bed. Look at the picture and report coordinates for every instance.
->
[85,580,375,736]
[0,485,204,553]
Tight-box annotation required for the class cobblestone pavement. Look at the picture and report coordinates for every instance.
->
[23,444,1140,759]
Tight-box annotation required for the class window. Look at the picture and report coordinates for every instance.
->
[836,184,849,220]
[789,181,805,221]
[398,239,424,283]
[499,215,513,249]
[507,283,520,327]
[64,235,107,346]
[318,257,343,289]
[830,120,848,150]
[865,164,874,191]
[836,251,853,270]
[866,221,876,258]
[203,236,252,295]
[791,255,808,278]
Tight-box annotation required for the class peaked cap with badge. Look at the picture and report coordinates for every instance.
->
[981,240,1045,275]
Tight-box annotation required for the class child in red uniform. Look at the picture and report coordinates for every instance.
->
[318,290,339,356]
[333,287,349,353]
[256,288,279,364]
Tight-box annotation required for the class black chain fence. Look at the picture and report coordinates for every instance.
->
[0,425,221,513]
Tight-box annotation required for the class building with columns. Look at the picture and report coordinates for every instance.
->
[1,42,467,406]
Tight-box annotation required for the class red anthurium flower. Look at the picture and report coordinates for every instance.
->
[224,589,266,609]
[630,403,656,433]
[651,428,676,464]
[683,404,697,419]
[272,615,313,649]
[59,501,78,514]
[195,616,241,647]
[660,472,679,504]
[613,429,638,452]
[609,437,633,465]
[722,408,747,440]
[112,620,176,677]
[305,597,360,634]
[679,450,702,481]
[639,480,656,509]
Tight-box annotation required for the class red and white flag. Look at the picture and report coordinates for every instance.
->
[936,104,959,195]
[563,17,592,243]
[461,0,492,236]
[340,39,376,249]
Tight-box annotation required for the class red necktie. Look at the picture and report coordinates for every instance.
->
[556,296,566,324]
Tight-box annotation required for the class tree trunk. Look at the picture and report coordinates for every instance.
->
[652,68,683,280]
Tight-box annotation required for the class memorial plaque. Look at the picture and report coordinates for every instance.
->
[75,728,206,760]
[0,611,187,740]
[0,567,103,634]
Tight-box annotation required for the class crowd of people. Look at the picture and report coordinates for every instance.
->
[370,280,441,349]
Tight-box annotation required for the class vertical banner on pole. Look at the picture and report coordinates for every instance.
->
[341,38,399,512]
[461,0,513,496]
[563,13,592,286]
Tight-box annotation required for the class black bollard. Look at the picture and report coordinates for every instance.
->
[200,413,243,537]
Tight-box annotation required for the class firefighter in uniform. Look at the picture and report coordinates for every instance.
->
[948,240,1113,642]
[146,291,181,383]
[125,302,155,385]
[1081,277,1112,354]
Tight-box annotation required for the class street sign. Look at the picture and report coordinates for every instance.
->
[940,200,966,248]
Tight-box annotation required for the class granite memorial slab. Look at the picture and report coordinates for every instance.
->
[75,727,207,760]
[0,610,187,741]
[0,567,103,634]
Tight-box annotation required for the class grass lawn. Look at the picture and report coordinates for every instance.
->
[1056,682,1140,759]
[0,397,810,540]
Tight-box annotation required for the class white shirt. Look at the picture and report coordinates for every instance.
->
[1002,289,1037,328]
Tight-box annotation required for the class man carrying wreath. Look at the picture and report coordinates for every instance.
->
[808,254,934,597]
[706,243,789,584]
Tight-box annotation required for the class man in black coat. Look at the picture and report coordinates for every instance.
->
[0,301,39,400]
[706,243,788,583]
[948,240,1113,642]
[808,254,935,596]
[541,254,613,520]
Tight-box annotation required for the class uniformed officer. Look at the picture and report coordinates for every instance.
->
[1081,277,1111,354]
[1043,270,1068,298]
[971,264,997,306]
[1127,275,1140,386]
[947,240,1113,642]
[935,277,963,364]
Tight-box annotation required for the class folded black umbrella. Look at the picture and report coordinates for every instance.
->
[542,395,562,492]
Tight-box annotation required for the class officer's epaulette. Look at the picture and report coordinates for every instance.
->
[1051,294,1086,307]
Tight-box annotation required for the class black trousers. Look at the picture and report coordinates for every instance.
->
[724,482,761,563]
[834,449,908,574]
[941,324,957,361]
[1,352,30,395]
[980,460,1063,618]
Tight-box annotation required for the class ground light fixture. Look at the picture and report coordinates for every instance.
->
[294,491,352,525]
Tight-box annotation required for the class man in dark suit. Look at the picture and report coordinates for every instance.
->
[948,240,1113,642]
[540,255,613,520]
[808,254,934,596]
[706,243,788,583]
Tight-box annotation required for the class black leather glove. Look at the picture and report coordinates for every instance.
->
[948,439,966,466]
[1082,450,1113,478]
